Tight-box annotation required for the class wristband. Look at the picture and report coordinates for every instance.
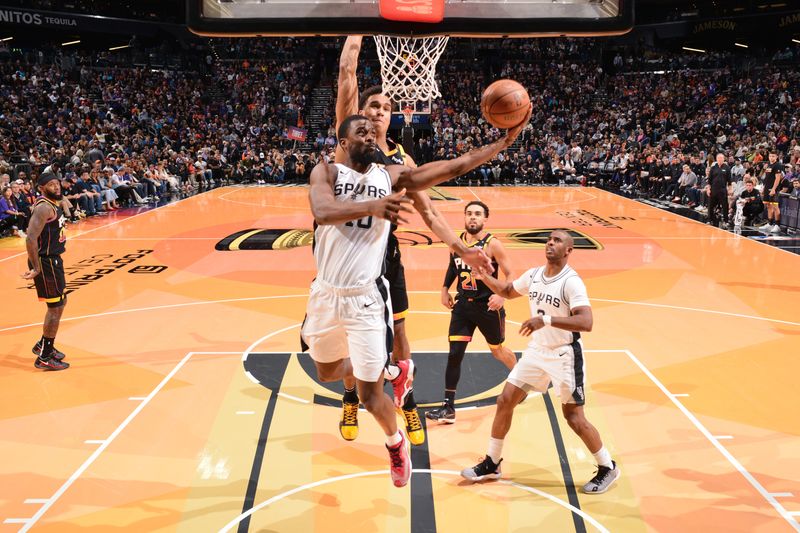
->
[543,315,552,326]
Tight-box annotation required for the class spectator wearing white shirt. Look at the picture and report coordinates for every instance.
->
[107,167,137,206]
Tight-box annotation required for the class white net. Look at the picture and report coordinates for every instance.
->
[402,106,414,126]
[374,35,449,106]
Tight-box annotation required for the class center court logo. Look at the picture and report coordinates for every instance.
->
[244,352,515,407]
[216,228,603,251]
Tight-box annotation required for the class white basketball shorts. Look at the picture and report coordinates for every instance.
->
[300,277,393,382]
[506,340,586,405]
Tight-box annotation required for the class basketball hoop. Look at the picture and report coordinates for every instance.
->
[374,35,449,106]
[402,106,414,127]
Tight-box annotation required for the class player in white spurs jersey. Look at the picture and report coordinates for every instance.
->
[460,230,620,494]
[303,112,529,488]
[335,37,494,448]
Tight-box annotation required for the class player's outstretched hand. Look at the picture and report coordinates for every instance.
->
[459,246,493,274]
[371,188,414,224]
[501,103,533,148]
[519,316,545,336]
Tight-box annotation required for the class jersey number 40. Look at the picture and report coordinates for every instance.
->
[345,216,373,229]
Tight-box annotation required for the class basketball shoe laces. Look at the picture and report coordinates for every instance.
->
[473,456,500,475]
[388,443,404,468]
[342,403,358,425]
[404,410,422,433]
[588,464,612,485]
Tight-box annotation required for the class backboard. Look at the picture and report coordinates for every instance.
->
[187,0,634,38]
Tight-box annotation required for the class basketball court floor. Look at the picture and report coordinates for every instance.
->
[1,186,798,532]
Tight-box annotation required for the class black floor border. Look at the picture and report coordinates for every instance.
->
[410,413,437,533]
[238,354,290,533]
[542,391,587,533]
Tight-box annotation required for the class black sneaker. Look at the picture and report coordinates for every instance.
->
[425,402,455,424]
[32,342,66,361]
[34,356,70,371]
[582,461,620,494]
[461,456,502,482]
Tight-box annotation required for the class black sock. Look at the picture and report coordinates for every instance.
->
[40,336,55,358]
[402,390,416,410]
[343,386,359,405]
[444,390,456,406]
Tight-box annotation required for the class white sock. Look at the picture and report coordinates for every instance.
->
[386,431,402,447]
[384,364,400,381]
[487,437,504,464]
[593,446,613,469]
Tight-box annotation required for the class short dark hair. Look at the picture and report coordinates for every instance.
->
[37,172,59,187]
[359,85,394,112]
[337,114,369,142]
[464,200,489,217]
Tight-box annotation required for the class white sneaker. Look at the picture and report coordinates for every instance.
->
[582,461,621,494]
[758,222,771,230]
[461,456,502,483]
[770,225,781,234]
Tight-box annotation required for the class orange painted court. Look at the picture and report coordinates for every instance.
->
[1,186,799,532]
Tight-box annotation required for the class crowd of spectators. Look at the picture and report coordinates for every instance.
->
[2,36,800,238]
[405,40,800,232]
[0,38,327,237]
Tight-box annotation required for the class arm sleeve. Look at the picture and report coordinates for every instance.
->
[564,276,591,310]
[443,255,457,288]
[512,267,536,296]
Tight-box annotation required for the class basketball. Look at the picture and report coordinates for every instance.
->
[481,79,531,129]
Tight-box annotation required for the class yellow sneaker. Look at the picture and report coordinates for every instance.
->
[402,407,425,446]
[339,402,359,441]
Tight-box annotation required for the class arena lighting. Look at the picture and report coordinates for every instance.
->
[793,39,800,44]
[108,44,130,51]
[61,40,80,46]
[0,37,13,42]
[734,42,749,48]
[682,46,707,53]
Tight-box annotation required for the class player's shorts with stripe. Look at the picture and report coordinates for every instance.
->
[448,300,506,347]
[300,277,393,382]
[507,339,586,405]
[763,192,778,204]
[30,255,67,308]
[385,253,408,322]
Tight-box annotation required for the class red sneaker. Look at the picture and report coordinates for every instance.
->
[391,359,415,408]
[386,433,412,487]
[34,356,70,371]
